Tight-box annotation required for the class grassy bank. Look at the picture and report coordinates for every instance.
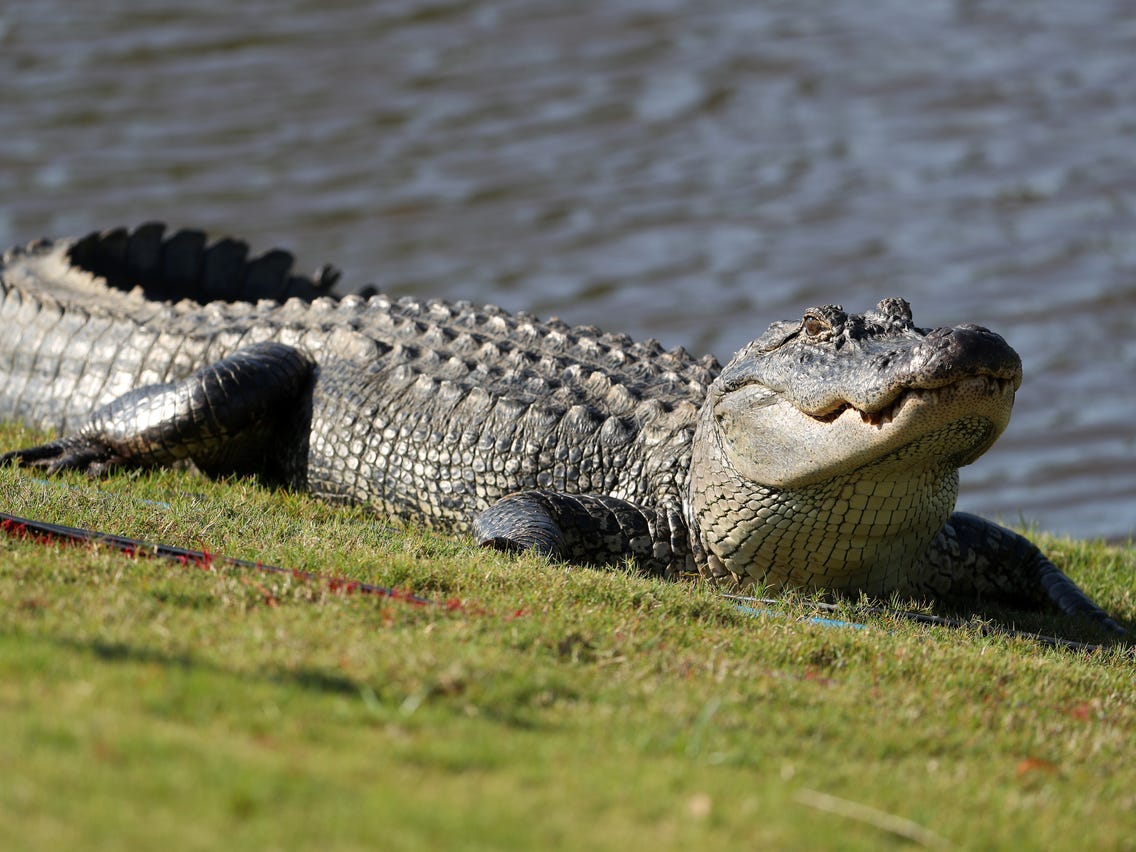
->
[1,423,1133,850]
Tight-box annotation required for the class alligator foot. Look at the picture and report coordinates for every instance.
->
[475,490,678,576]
[920,512,1126,635]
[0,436,118,476]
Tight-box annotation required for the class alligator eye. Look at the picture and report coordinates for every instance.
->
[802,315,830,337]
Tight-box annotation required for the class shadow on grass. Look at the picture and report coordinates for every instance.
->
[10,631,568,729]
[895,599,1134,653]
[729,590,1133,654]
[43,633,368,698]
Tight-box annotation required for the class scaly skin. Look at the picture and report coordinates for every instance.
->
[0,223,1122,631]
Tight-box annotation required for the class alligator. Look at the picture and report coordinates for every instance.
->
[0,223,1121,630]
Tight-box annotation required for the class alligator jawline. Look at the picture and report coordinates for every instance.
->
[810,375,1017,428]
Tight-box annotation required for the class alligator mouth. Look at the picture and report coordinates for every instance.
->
[812,375,1018,428]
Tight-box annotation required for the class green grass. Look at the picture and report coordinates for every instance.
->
[1,422,1134,850]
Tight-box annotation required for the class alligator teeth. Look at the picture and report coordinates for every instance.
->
[861,399,903,427]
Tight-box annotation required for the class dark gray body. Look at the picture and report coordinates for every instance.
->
[0,223,1121,631]
[1,224,707,571]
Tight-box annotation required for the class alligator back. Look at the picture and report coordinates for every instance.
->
[0,224,717,529]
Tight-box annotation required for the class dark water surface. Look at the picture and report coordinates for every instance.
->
[2,1,1134,541]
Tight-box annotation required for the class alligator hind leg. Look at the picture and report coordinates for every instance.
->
[1,342,313,479]
[914,512,1124,634]
[474,490,691,579]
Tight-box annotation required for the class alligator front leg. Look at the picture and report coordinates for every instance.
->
[913,511,1124,634]
[1,342,312,479]
[474,490,691,579]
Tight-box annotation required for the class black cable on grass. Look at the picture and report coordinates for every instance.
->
[1,510,433,607]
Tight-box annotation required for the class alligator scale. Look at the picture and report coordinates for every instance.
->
[0,223,1119,628]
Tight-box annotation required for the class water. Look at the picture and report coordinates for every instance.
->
[2,0,1134,541]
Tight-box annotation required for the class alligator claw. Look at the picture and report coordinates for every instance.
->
[0,438,116,476]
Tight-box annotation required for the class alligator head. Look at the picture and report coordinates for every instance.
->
[688,297,1023,593]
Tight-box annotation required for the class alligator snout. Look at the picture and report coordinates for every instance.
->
[910,324,1023,387]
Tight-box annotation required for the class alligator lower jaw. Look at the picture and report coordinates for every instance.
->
[816,375,1018,429]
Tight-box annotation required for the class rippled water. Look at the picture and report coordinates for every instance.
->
[2,1,1134,540]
